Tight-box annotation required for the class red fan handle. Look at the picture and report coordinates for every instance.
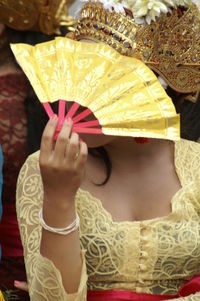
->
[42,102,54,118]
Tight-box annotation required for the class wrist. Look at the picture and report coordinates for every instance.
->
[39,208,79,235]
[43,191,75,209]
[43,198,76,228]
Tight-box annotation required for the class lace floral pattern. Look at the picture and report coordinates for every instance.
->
[16,139,200,300]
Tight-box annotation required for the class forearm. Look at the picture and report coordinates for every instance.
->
[40,200,83,294]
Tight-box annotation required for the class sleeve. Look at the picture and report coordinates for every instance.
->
[175,139,200,215]
[175,139,200,186]
[16,152,88,301]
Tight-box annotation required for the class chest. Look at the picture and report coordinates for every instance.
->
[78,204,200,281]
[82,157,182,222]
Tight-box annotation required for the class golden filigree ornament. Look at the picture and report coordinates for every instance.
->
[75,1,200,100]
[0,0,76,35]
[11,38,180,141]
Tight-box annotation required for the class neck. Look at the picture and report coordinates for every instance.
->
[105,138,173,168]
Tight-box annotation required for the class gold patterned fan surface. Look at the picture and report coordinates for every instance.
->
[11,37,180,140]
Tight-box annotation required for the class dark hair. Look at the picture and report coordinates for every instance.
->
[167,87,200,141]
[88,147,112,185]
[6,26,68,45]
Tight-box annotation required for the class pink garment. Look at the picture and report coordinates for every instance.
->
[87,275,200,300]
[0,72,28,256]
[0,204,23,256]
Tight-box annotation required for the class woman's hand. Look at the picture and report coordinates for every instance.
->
[39,115,88,208]
[14,281,28,292]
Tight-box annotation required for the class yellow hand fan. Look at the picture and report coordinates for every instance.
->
[11,37,180,140]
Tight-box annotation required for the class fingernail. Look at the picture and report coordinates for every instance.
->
[67,117,72,123]
[14,280,20,286]
[51,114,57,120]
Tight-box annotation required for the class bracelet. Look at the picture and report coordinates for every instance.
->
[39,208,80,235]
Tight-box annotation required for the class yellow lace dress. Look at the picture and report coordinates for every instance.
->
[16,139,200,301]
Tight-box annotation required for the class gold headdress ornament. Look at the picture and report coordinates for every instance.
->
[0,0,76,35]
[75,0,200,100]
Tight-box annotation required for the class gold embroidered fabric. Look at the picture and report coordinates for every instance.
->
[16,139,200,301]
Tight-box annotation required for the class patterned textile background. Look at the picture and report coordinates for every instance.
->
[0,71,30,301]
[0,73,28,205]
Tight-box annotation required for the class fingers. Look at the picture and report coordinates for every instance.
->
[76,141,88,169]
[54,119,73,159]
[66,132,79,163]
[14,280,28,292]
[40,115,58,160]
[40,116,88,171]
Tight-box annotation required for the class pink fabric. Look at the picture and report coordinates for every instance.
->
[178,275,200,297]
[0,73,27,257]
[87,275,200,301]
[0,204,23,256]
[87,290,174,301]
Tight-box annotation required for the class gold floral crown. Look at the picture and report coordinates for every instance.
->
[0,0,76,35]
[75,1,200,100]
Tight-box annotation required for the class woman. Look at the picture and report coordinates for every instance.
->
[16,0,200,300]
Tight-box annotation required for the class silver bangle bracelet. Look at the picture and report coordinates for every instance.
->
[39,208,80,235]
